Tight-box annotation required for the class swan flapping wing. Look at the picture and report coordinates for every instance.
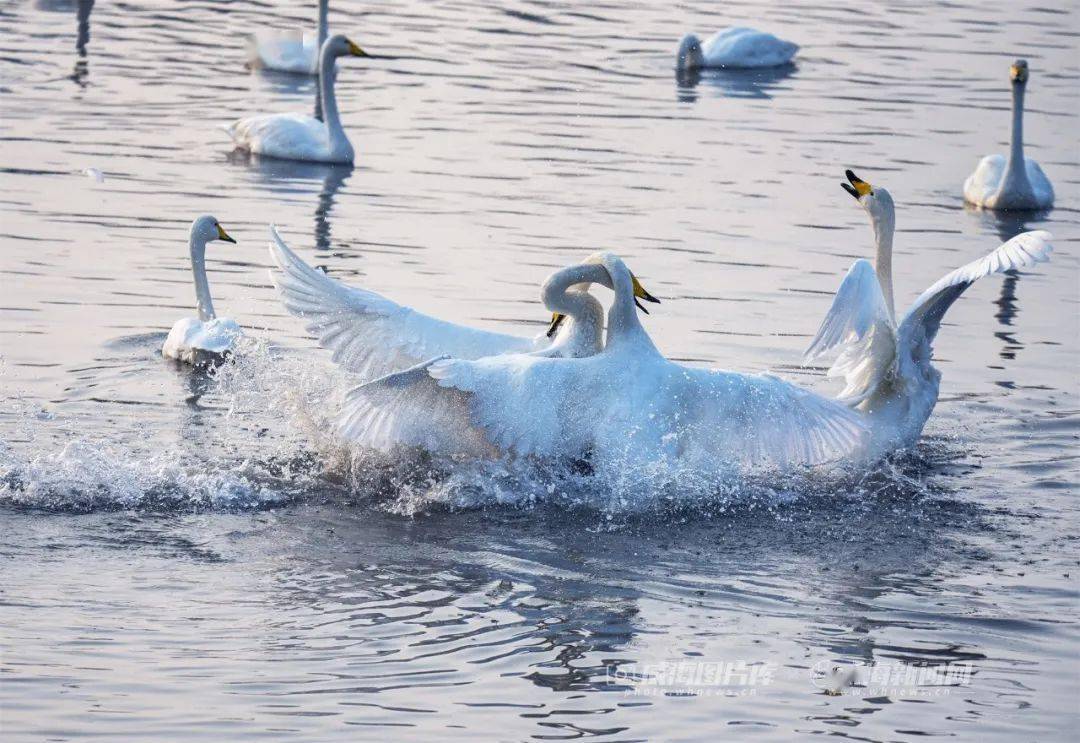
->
[898,230,1053,364]
[268,226,537,380]
[803,259,897,405]
[342,353,867,469]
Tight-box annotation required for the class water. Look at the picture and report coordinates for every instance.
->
[1,0,1078,739]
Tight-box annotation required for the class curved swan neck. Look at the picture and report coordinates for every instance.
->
[189,233,215,322]
[999,80,1030,194]
[318,44,347,149]
[542,264,604,344]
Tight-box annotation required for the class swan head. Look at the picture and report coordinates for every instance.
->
[1009,58,1028,86]
[676,34,705,72]
[323,34,368,59]
[587,252,661,312]
[190,214,236,246]
[545,254,660,336]
[841,170,894,224]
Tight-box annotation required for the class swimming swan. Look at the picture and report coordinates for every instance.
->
[963,60,1054,211]
[162,215,241,366]
[805,170,1053,454]
[227,35,367,164]
[266,226,653,380]
[344,253,866,469]
[247,0,329,76]
[676,28,798,71]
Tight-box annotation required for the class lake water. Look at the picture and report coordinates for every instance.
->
[1,0,1078,740]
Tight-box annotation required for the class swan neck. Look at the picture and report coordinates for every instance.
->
[316,0,329,48]
[542,264,604,341]
[606,270,657,354]
[872,212,896,321]
[189,234,215,322]
[319,46,346,146]
[1001,82,1028,189]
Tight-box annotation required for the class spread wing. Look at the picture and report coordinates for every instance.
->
[898,230,1053,369]
[268,225,540,380]
[803,259,897,405]
[342,353,867,470]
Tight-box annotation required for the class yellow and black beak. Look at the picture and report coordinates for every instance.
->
[216,223,236,244]
[631,274,661,314]
[1010,60,1028,84]
[841,169,873,201]
[546,312,567,338]
[347,39,368,58]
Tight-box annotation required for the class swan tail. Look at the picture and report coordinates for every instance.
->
[897,230,1053,367]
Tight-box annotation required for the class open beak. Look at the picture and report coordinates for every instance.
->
[347,39,368,57]
[216,223,236,243]
[631,274,660,314]
[841,169,873,201]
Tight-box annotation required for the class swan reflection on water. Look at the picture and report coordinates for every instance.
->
[226,151,353,253]
[675,63,796,102]
[36,0,95,86]
[967,205,1053,361]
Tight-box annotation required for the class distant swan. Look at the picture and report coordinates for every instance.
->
[343,253,866,469]
[806,170,1053,455]
[676,28,798,71]
[266,226,652,380]
[247,0,329,76]
[226,35,366,164]
[964,59,1054,211]
[162,215,241,366]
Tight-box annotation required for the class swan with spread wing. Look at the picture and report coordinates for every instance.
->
[805,170,1053,454]
[344,253,867,470]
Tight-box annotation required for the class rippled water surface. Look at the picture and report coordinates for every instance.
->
[2,0,1078,740]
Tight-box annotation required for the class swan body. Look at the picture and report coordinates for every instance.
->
[162,215,241,366]
[227,35,365,164]
[344,253,866,470]
[267,226,617,381]
[964,60,1054,211]
[247,0,328,75]
[677,28,798,71]
[807,170,1054,456]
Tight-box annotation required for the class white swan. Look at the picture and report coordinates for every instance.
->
[964,59,1054,211]
[343,253,866,469]
[247,0,329,76]
[162,215,241,366]
[226,35,366,164]
[266,226,654,380]
[806,170,1053,455]
[676,28,798,71]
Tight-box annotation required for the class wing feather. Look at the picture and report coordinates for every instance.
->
[268,225,539,380]
[804,259,897,405]
[898,230,1053,365]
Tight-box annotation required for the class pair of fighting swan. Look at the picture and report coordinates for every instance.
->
[267,173,1052,471]
[268,232,861,470]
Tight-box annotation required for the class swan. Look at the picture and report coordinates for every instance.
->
[805,170,1053,455]
[226,35,367,164]
[676,28,798,71]
[343,253,866,469]
[266,226,656,380]
[963,59,1054,211]
[247,0,329,76]
[162,215,242,366]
